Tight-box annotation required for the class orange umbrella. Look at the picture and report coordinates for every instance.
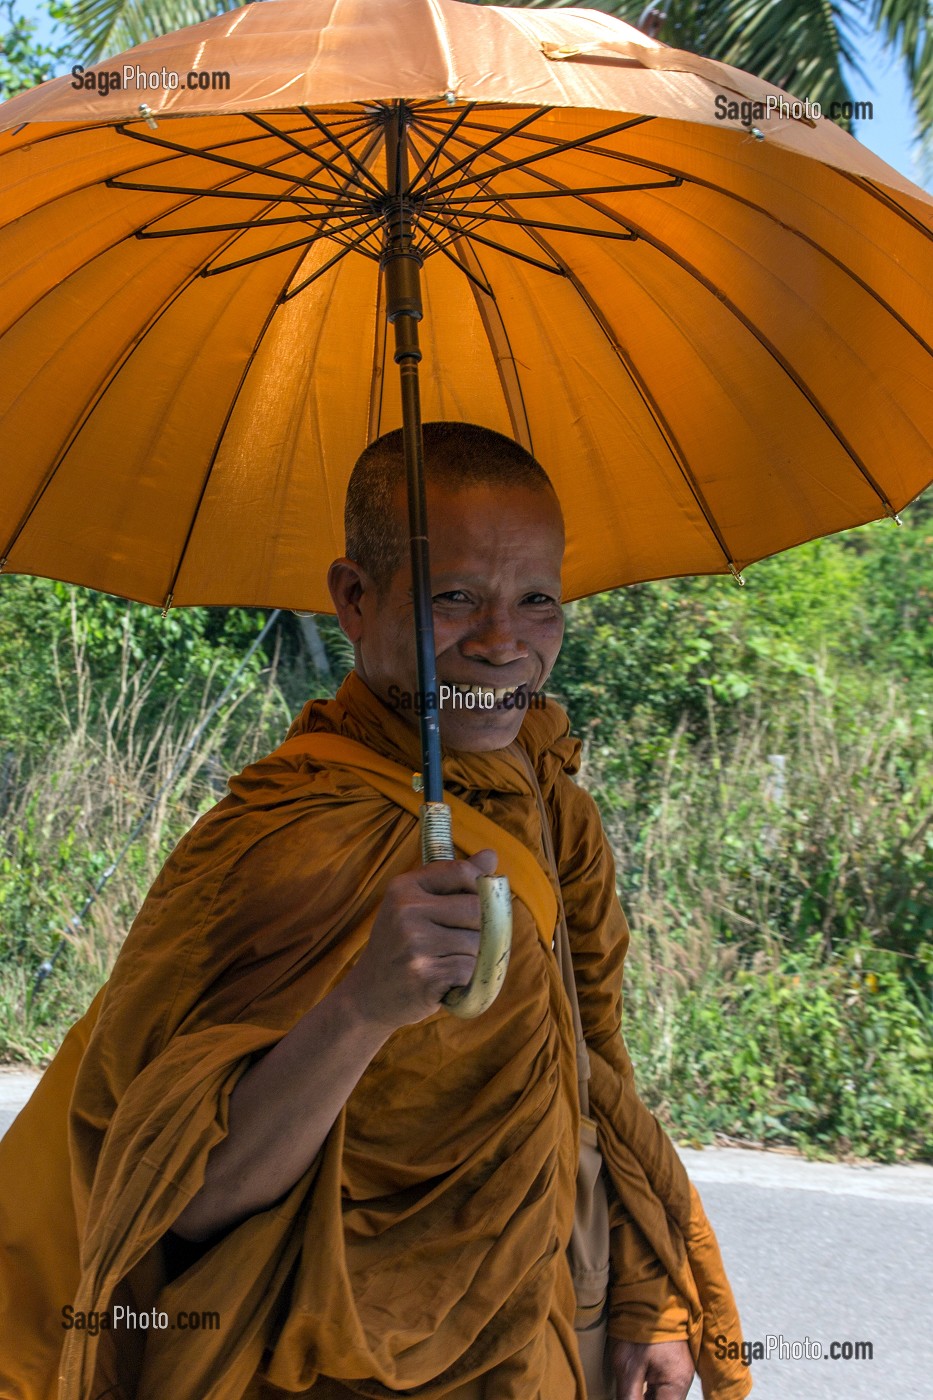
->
[1,0,932,1003]
[2,0,931,612]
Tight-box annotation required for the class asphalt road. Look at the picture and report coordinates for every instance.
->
[681,1148,933,1399]
[3,1070,932,1398]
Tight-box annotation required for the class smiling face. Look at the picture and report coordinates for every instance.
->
[328,480,565,752]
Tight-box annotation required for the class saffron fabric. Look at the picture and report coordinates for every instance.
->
[0,672,750,1398]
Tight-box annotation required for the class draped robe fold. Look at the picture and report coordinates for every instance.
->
[0,672,751,1400]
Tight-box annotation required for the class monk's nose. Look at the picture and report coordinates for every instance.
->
[460,610,529,665]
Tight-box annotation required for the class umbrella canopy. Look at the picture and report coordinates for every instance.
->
[1,0,932,615]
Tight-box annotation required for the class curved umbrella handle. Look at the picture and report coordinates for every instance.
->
[419,801,512,1018]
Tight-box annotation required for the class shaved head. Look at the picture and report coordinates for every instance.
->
[345,422,556,591]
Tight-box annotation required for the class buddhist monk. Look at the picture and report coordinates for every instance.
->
[0,423,751,1400]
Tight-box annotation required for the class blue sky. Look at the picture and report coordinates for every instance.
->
[16,0,931,192]
[843,20,930,189]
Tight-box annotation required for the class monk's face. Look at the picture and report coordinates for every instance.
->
[330,482,565,752]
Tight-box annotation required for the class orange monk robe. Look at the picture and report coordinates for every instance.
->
[0,672,751,1399]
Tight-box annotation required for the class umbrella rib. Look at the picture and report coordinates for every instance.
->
[416,223,496,296]
[162,243,316,610]
[136,124,386,265]
[367,264,389,441]
[409,104,478,191]
[414,123,657,251]
[418,115,655,201]
[0,118,378,237]
[107,112,381,212]
[113,122,374,204]
[137,210,366,236]
[110,178,368,210]
[280,226,381,300]
[427,206,638,241]
[246,110,367,168]
[2,123,378,243]
[2,119,384,572]
[281,126,389,294]
[460,135,933,362]
[199,214,379,277]
[300,107,387,200]
[424,213,565,275]
[494,205,741,573]
[0,219,314,568]
[608,225,899,512]
[419,116,933,361]
[433,179,681,204]
[428,158,734,564]
[453,142,899,516]
[409,107,554,197]
[838,173,933,241]
[413,120,672,244]
[450,237,535,454]
[1,146,357,343]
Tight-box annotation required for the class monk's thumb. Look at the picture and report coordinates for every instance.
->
[471,848,499,876]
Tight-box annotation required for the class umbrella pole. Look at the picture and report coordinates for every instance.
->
[381,107,512,1018]
[383,106,443,810]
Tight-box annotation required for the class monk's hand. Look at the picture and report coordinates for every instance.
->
[611,1338,695,1399]
[343,849,499,1032]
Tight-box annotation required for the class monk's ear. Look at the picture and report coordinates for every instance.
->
[327,558,369,640]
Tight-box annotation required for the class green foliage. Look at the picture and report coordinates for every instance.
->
[550,502,933,789]
[0,0,74,99]
[65,0,239,63]
[0,577,269,758]
[625,938,933,1161]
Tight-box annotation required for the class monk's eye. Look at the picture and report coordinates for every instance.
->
[433,590,471,604]
[523,592,559,605]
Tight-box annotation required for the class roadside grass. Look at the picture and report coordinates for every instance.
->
[1,626,930,1162]
[0,625,294,1060]
[590,682,933,1163]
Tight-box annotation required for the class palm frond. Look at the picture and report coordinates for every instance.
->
[870,0,933,142]
[67,0,242,64]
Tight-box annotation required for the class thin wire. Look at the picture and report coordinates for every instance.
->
[200,213,380,276]
[28,609,283,1003]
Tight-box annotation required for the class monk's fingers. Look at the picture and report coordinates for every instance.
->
[413,935,481,1001]
[641,1341,695,1400]
[617,1373,647,1400]
[417,852,498,896]
[611,1339,648,1400]
[645,1384,693,1400]
[423,892,483,931]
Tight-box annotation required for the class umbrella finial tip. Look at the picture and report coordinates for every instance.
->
[138,103,159,131]
[444,90,458,107]
[728,565,746,587]
[161,592,174,619]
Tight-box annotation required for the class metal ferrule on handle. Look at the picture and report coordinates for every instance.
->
[420,802,512,1019]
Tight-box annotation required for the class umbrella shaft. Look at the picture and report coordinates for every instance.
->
[384,106,443,807]
[395,315,443,806]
